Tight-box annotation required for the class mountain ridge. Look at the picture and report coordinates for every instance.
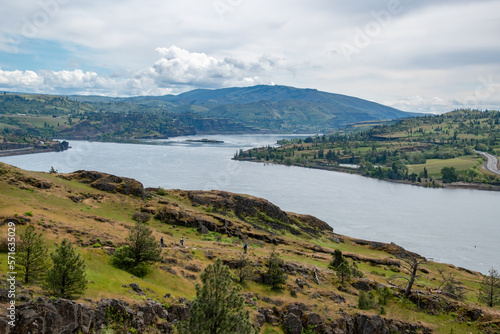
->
[70,84,419,133]
[1,85,419,143]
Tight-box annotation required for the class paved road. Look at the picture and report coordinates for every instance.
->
[475,150,500,175]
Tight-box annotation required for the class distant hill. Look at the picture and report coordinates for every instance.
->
[71,85,418,132]
[1,86,418,142]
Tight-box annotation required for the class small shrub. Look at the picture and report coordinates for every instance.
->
[157,187,167,196]
[129,263,150,278]
[351,262,364,278]
[378,287,392,306]
[132,212,151,223]
[25,211,33,217]
[358,291,372,310]
[302,326,316,334]
[0,237,9,253]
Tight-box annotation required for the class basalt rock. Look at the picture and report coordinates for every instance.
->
[1,296,434,334]
[184,190,332,235]
[327,314,432,334]
[59,170,146,197]
[1,297,172,334]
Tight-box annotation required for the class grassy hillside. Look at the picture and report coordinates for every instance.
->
[235,109,500,189]
[0,86,418,149]
[123,85,417,132]
[0,162,499,333]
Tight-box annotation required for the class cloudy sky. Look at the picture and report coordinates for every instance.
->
[1,0,499,113]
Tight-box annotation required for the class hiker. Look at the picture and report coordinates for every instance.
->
[160,236,164,248]
[243,243,248,254]
[180,237,184,247]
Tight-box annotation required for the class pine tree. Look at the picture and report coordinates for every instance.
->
[478,267,500,307]
[45,239,87,299]
[329,249,350,283]
[335,260,351,284]
[178,258,255,334]
[16,226,51,284]
[329,249,344,269]
[266,248,286,290]
[112,222,161,277]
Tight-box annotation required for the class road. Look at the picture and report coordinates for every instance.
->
[475,150,500,175]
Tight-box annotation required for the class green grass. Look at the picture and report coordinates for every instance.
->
[408,156,479,175]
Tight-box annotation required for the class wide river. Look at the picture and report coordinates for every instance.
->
[1,134,498,274]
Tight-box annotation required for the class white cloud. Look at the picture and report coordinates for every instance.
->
[0,46,286,95]
[148,46,278,88]
[0,69,43,88]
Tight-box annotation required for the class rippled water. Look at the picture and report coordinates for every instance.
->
[1,134,498,274]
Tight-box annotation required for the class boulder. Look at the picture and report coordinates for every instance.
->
[283,313,302,334]
[129,283,145,296]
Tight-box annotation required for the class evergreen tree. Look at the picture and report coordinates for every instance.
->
[112,222,162,277]
[266,248,286,290]
[45,239,87,299]
[329,249,351,283]
[478,267,500,307]
[17,225,51,284]
[329,249,344,269]
[178,258,255,334]
[335,260,351,284]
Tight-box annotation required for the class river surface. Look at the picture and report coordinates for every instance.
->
[1,134,498,274]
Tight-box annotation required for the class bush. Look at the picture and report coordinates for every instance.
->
[128,263,150,278]
[358,291,373,310]
[0,237,9,253]
[132,212,151,223]
[378,287,392,306]
[111,222,161,277]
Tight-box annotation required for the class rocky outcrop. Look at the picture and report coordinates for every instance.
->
[60,170,146,197]
[266,305,432,334]
[0,297,174,334]
[0,296,434,334]
[184,190,332,235]
[351,239,423,260]
[327,314,432,334]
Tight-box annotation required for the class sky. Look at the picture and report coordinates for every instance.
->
[0,0,499,113]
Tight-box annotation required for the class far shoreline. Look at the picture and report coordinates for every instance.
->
[234,157,500,192]
[2,137,499,192]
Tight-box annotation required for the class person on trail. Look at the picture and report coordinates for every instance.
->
[180,237,184,247]
[160,237,164,248]
[243,243,248,254]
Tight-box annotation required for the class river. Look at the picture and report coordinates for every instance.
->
[1,134,498,274]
